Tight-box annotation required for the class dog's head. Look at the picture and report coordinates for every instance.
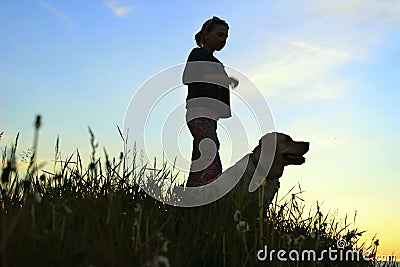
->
[251,132,309,181]
[275,132,309,166]
[238,132,310,212]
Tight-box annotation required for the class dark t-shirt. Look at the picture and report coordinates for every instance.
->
[184,47,230,110]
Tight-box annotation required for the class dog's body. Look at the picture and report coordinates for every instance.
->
[186,132,309,210]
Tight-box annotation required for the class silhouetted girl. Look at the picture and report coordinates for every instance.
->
[183,16,238,186]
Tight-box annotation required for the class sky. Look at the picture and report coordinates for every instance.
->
[1,0,399,258]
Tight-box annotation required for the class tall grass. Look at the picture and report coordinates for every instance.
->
[0,115,381,267]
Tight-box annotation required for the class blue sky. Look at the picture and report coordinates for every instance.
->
[1,0,399,256]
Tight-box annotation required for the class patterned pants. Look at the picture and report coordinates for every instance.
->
[186,117,222,186]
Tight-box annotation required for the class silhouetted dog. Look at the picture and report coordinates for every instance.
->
[186,132,309,208]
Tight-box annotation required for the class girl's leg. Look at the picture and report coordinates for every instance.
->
[186,117,222,186]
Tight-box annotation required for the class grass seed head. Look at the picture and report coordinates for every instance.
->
[34,115,42,129]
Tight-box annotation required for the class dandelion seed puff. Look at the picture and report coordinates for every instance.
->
[134,203,142,213]
[64,205,72,214]
[154,255,170,267]
[282,234,292,245]
[33,191,41,204]
[24,191,41,204]
[236,221,249,233]
[295,235,306,246]
[233,210,241,223]
[161,240,169,253]
[310,231,316,239]
[293,235,305,246]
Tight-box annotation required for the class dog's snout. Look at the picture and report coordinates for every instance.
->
[302,142,310,153]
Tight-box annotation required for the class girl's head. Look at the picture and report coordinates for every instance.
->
[195,16,229,52]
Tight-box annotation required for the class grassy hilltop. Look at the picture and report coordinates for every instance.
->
[0,116,380,267]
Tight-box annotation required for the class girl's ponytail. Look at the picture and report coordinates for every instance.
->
[195,31,203,47]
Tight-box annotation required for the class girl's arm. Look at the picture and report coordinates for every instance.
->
[183,62,238,88]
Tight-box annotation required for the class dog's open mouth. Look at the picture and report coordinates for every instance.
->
[284,154,305,164]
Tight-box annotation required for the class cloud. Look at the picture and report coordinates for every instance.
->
[310,0,400,26]
[243,39,355,103]
[288,40,357,60]
[39,1,74,27]
[104,1,135,18]
[233,1,400,105]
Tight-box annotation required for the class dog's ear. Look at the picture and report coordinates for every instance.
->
[252,132,277,163]
[260,132,278,148]
[248,132,277,193]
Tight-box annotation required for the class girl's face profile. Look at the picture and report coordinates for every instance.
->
[204,24,229,52]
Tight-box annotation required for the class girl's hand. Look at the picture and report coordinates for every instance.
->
[228,77,239,89]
